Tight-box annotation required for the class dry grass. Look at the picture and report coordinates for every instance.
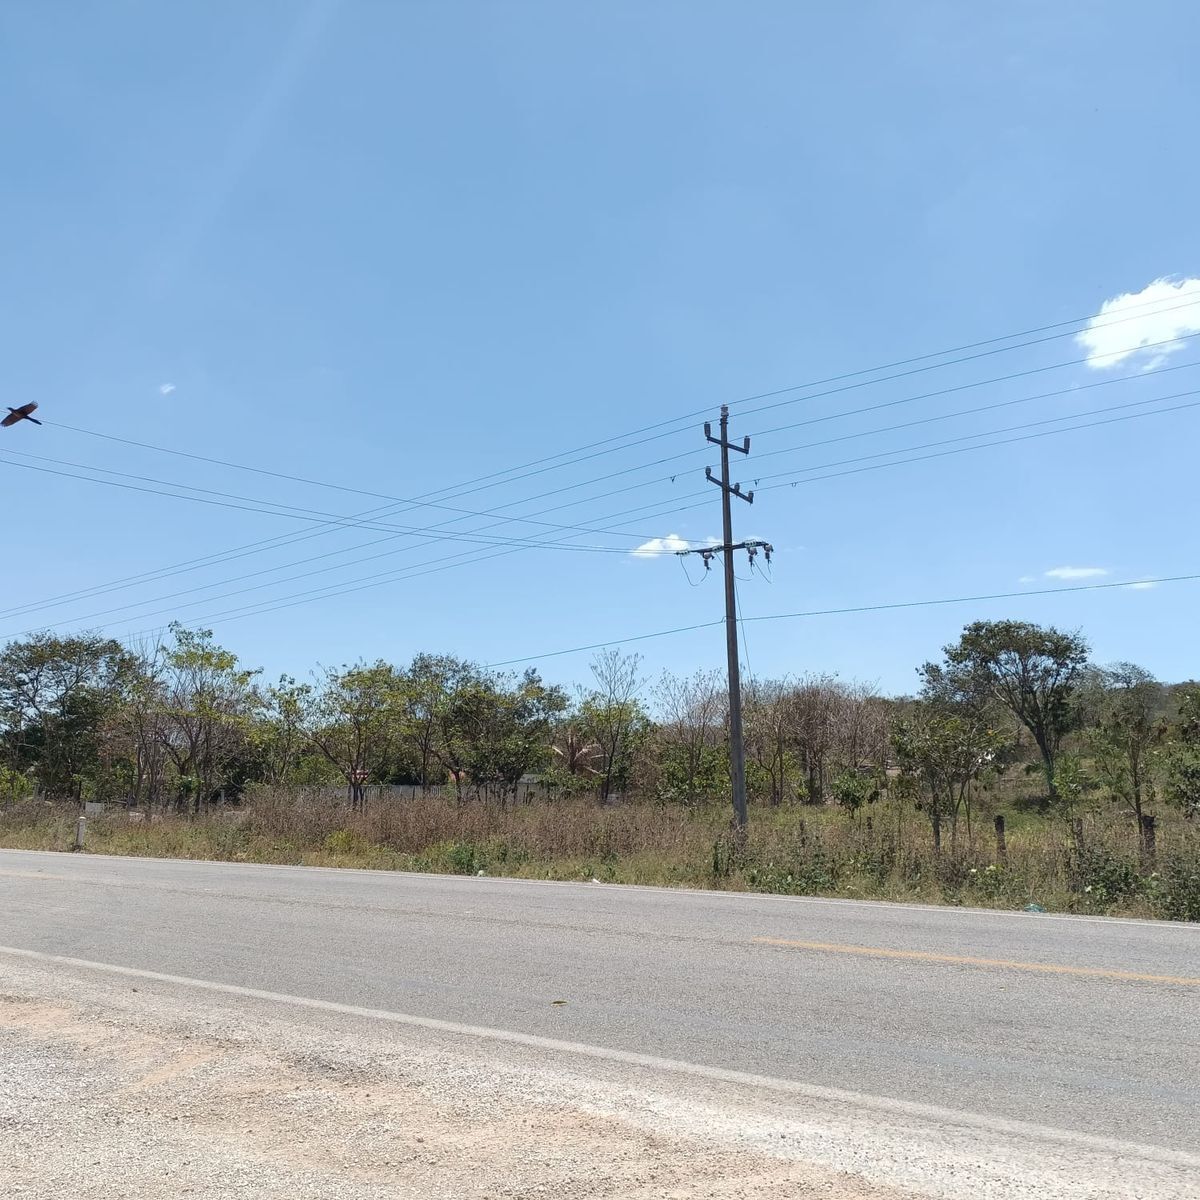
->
[2,787,1198,920]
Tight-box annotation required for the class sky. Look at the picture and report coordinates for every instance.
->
[2,0,1198,697]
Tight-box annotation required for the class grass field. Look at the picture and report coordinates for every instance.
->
[3,787,1198,921]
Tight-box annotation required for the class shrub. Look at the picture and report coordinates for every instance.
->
[1147,855,1200,922]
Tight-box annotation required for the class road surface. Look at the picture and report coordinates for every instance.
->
[1,849,1198,1198]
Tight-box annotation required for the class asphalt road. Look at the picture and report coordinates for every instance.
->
[1,849,1198,1166]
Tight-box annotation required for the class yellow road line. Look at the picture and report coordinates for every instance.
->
[751,938,1200,986]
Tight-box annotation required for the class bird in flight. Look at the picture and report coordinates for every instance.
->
[2,402,41,428]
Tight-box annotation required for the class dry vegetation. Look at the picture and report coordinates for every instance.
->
[2,620,1198,921]
[5,782,1198,921]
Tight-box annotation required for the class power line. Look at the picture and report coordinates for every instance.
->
[749,387,1200,486]
[70,326,1200,542]
[0,450,676,554]
[93,394,1200,643]
[738,329,1200,428]
[482,574,1200,667]
[473,332,1200,511]
[753,393,1200,492]
[42,291,1200,500]
[11,351,1191,627]
[16,321,1196,629]
[744,359,1200,466]
[8,484,717,636]
[723,292,1200,416]
[13,329,1195,600]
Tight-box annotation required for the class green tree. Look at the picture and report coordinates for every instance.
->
[0,633,135,801]
[308,661,404,809]
[399,653,471,789]
[830,768,880,820]
[255,675,315,785]
[430,665,566,801]
[1162,685,1200,820]
[158,626,260,811]
[926,620,1088,802]
[892,704,1008,851]
[1080,663,1165,850]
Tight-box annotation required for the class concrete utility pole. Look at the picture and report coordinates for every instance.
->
[676,405,772,836]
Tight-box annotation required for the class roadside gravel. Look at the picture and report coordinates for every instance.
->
[0,958,909,1200]
[3,954,1197,1199]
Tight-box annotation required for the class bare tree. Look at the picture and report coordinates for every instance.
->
[743,678,796,805]
[787,674,843,803]
[579,650,645,802]
[109,637,171,813]
[653,668,725,804]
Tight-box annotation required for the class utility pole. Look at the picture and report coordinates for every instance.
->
[676,404,772,836]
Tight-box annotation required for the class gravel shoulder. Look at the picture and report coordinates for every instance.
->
[3,954,1199,1199]
[0,956,911,1200]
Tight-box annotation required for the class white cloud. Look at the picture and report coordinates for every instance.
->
[1125,580,1158,590]
[631,533,689,559]
[1044,566,1109,580]
[1076,276,1200,370]
[159,383,176,395]
[1018,575,1037,584]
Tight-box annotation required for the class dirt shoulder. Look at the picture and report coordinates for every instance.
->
[0,958,909,1200]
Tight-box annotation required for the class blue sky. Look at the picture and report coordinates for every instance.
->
[2,0,1198,695]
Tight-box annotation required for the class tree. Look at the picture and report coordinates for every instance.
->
[579,650,646,802]
[743,678,803,805]
[1079,664,1164,850]
[104,639,171,812]
[308,661,404,809]
[400,653,465,789]
[830,768,879,821]
[652,669,725,805]
[158,626,259,812]
[927,620,1088,802]
[0,633,135,801]
[255,676,314,785]
[549,719,602,780]
[892,703,1008,851]
[786,674,842,803]
[1163,686,1200,820]
[443,669,566,800]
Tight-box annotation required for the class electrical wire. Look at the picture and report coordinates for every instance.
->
[10,485,715,636]
[741,360,1200,476]
[69,393,1200,642]
[481,573,1200,667]
[41,290,1200,500]
[748,386,1200,486]
[734,576,754,686]
[15,329,1196,627]
[12,382,1198,640]
[0,450,676,554]
[678,553,709,588]
[753,393,1200,493]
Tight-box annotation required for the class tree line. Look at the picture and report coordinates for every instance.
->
[1,620,1196,849]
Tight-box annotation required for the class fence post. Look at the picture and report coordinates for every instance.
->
[1071,817,1085,853]
[993,814,1007,864]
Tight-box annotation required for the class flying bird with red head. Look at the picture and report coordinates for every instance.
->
[2,402,41,428]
